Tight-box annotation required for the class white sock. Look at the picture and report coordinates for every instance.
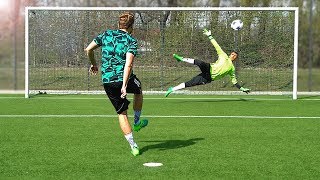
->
[124,132,138,149]
[182,58,195,64]
[134,111,141,124]
[173,83,186,91]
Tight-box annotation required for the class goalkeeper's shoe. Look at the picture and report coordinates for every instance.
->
[165,87,173,97]
[131,146,140,156]
[133,119,148,132]
[173,54,183,62]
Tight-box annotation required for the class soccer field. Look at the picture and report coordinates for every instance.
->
[1,94,320,179]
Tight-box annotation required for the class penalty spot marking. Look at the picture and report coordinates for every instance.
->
[143,162,163,167]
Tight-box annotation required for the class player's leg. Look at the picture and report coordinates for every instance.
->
[166,57,212,97]
[183,60,211,87]
[193,59,211,74]
[165,83,185,97]
[132,93,148,132]
[103,83,140,156]
[127,76,148,132]
[166,74,212,97]
[173,53,194,64]
[185,74,212,87]
[118,111,139,156]
[173,54,211,74]
[133,93,142,124]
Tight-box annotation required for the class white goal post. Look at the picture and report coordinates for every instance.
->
[25,7,299,99]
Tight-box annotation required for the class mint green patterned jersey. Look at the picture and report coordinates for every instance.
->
[94,29,138,83]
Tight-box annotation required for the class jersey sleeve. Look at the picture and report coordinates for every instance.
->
[93,32,105,46]
[210,38,226,56]
[127,39,138,57]
[229,71,238,85]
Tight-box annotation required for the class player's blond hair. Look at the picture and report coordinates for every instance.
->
[118,12,134,29]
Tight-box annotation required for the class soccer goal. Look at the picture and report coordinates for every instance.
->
[25,7,299,99]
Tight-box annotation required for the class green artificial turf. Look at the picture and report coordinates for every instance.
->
[0,94,320,179]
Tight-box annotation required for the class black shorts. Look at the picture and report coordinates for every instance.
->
[103,75,142,114]
[185,59,212,87]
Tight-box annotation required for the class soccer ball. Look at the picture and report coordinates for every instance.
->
[231,19,243,30]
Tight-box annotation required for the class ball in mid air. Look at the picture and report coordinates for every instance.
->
[231,19,243,30]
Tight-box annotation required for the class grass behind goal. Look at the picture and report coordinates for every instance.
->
[1,94,320,179]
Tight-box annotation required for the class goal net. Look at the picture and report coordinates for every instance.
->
[25,7,298,99]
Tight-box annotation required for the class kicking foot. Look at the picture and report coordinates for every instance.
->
[133,119,148,132]
[173,54,183,62]
[165,87,173,97]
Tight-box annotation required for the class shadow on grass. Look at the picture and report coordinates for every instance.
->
[140,138,204,154]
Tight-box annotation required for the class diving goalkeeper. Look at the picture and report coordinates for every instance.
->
[165,29,250,97]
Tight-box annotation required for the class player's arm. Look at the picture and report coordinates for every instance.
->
[230,73,250,94]
[121,52,134,98]
[85,40,99,75]
[203,29,224,55]
[121,39,138,98]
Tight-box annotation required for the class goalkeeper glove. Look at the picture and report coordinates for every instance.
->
[203,29,214,40]
[240,87,250,94]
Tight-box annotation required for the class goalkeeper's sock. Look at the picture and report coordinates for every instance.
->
[124,132,138,149]
[173,83,186,91]
[133,110,141,125]
[173,54,195,64]
[182,58,195,64]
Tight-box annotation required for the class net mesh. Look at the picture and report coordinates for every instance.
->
[27,9,295,95]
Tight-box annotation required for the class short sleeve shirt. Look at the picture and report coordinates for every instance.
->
[94,29,137,83]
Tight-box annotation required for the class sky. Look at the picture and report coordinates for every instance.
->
[0,0,9,10]
[0,0,10,18]
[0,0,10,34]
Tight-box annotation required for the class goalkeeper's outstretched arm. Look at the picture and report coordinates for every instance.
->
[230,74,250,94]
[202,29,224,55]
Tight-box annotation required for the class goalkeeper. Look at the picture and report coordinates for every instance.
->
[165,29,250,97]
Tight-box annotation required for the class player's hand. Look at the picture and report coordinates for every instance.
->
[240,87,250,94]
[121,87,127,99]
[203,29,212,37]
[89,65,98,75]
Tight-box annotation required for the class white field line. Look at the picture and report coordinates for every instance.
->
[0,115,319,119]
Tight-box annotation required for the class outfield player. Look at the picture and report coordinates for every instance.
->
[85,12,148,156]
[165,29,250,97]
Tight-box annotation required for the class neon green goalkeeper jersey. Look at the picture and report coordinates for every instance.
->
[209,38,238,85]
